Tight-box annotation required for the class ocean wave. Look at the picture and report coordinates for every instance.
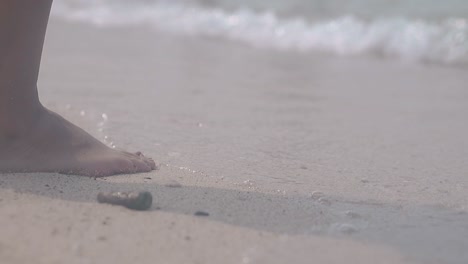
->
[52,1,468,66]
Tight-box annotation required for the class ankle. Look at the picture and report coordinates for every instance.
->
[0,102,45,140]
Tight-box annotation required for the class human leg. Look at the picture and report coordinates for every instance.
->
[0,0,156,176]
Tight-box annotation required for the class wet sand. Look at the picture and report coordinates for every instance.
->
[1,19,468,264]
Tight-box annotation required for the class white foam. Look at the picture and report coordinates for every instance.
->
[52,1,468,66]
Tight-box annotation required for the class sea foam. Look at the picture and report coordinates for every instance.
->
[52,1,468,66]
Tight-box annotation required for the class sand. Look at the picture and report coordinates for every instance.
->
[1,19,468,264]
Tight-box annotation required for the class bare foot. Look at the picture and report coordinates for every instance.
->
[0,106,156,177]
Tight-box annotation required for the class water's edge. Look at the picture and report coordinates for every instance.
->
[52,2,468,67]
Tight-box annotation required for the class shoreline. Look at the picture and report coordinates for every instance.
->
[1,19,468,263]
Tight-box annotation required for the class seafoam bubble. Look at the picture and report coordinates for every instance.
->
[276,189,287,195]
[243,180,255,188]
[177,166,198,174]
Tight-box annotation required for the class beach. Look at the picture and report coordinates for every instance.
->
[1,16,468,264]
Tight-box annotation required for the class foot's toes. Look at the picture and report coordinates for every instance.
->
[114,158,135,174]
[129,158,152,173]
[125,151,157,170]
[111,156,148,174]
[143,157,157,170]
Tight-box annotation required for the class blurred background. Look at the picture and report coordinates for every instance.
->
[3,1,468,264]
[52,0,468,66]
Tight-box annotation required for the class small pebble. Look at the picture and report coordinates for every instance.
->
[97,191,153,211]
[194,211,209,217]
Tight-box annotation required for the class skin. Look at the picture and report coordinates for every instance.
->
[0,0,156,176]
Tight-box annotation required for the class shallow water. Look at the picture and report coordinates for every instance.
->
[54,0,468,20]
[52,0,468,66]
